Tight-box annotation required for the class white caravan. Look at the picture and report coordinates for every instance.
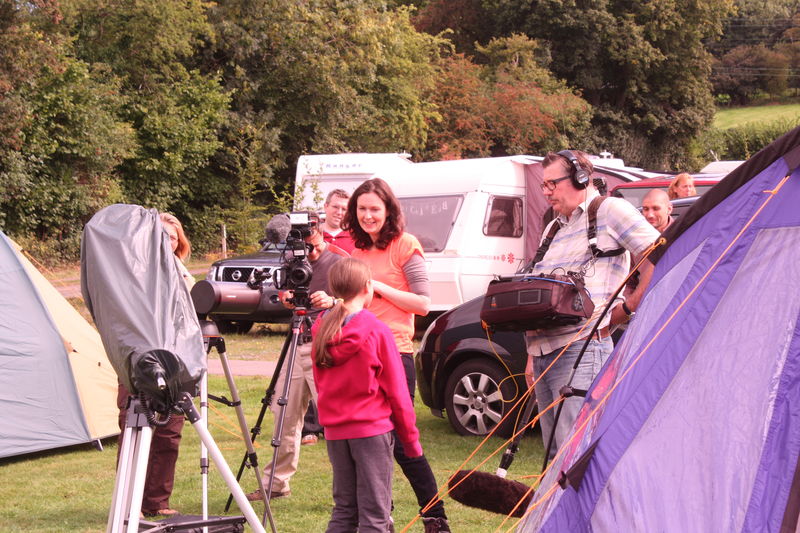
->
[295,153,648,312]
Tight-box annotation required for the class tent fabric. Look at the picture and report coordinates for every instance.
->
[518,127,800,532]
[0,232,118,458]
[81,204,205,396]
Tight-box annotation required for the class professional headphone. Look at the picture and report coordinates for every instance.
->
[557,149,590,190]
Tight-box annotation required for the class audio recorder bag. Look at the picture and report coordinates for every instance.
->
[480,196,622,331]
[480,273,594,331]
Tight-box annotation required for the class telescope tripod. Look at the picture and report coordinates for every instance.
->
[107,394,265,533]
[200,319,277,531]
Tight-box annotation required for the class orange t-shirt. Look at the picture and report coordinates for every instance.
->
[351,233,424,353]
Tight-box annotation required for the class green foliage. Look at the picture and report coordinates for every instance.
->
[420,35,591,159]
[0,22,132,253]
[118,69,229,208]
[486,0,735,168]
[700,117,800,161]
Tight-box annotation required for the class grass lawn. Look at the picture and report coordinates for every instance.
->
[0,358,543,532]
[713,103,800,129]
[11,262,544,531]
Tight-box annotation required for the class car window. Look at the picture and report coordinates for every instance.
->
[260,242,288,252]
[483,196,523,238]
[613,184,716,208]
[400,195,463,252]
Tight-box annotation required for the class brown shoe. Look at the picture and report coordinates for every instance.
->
[246,489,291,501]
[142,508,180,518]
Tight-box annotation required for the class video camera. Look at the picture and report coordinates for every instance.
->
[260,211,317,297]
[191,212,318,318]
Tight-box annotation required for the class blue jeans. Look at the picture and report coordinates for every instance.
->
[533,337,613,460]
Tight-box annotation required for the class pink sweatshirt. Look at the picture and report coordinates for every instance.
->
[312,309,422,458]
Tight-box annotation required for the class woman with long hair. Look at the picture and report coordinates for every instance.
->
[668,173,697,199]
[312,258,421,532]
[344,178,451,533]
[115,212,192,517]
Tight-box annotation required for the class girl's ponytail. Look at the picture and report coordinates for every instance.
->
[312,258,372,367]
[312,300,347,367]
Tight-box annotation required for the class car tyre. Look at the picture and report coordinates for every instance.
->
[444,358,526,438]
[214,319,254,335]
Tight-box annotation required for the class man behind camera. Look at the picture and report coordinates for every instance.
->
[248,218,347,500]
[529,151,660,459]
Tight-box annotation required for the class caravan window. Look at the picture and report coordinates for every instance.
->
[399,195,463,253]
[484,196,523,237]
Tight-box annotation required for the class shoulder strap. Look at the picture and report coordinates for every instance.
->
[526,196,625,272]
[527,219,561,271]
[588,196,625,258]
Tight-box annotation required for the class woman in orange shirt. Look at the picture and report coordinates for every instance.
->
[344,178,450,533]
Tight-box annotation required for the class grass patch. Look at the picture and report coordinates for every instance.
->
[713,103,800,130]
[0,375,543,532]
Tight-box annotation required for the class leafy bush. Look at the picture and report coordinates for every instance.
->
[698,117,800,161]
[13,232,82,267]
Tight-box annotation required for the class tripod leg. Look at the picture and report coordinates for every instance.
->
[200,371,209,524]
[217,345,273,524]
[107,398,153,533]
[265,318,304,500]
[226,329,291,512]
[178,393,274,533]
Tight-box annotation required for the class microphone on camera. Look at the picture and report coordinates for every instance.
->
[265,213,291,244]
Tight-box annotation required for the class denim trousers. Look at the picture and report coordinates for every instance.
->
[533,337,613,460]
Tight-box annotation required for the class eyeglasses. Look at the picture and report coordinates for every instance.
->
[540,175,571,191]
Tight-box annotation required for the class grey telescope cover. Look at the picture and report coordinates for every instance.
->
[80,204,205,394]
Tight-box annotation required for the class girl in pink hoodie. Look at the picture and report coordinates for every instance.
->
[312,258,422,533]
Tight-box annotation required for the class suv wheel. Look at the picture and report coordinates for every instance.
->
[444,358,525,438]
[214,319,254,335]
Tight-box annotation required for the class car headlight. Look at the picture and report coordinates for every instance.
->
[206,266,217,281]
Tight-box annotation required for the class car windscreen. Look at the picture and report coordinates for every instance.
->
[399,195,463,253]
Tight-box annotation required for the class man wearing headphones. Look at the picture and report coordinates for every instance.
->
[529,150,660,458]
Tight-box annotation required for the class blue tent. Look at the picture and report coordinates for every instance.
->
[520,127,800,532]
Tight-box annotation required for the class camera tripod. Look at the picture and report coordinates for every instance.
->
[226,304,313,516]
[107,392,265,533]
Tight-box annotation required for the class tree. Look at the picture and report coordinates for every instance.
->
[59,0,229,211]
[485,0,735,169]
[714,44,790,104]
[204,0,443,177]
[412,0,495,57]
[0,1,134,260]
[421,35,590,159]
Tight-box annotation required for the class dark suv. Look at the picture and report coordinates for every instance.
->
[414,295,530,438]
[204,243,291,333]
[415,195,702,437]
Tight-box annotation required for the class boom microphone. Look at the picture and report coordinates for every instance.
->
[265,213,291,244]
[448,470,532,517]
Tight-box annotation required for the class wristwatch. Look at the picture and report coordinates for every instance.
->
[621,302,635,321]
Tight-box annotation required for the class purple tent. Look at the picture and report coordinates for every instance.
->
[520,127,800,532]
